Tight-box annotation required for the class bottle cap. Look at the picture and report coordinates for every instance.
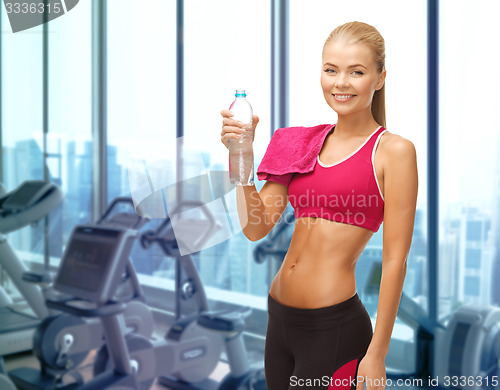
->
[235,90,246,98]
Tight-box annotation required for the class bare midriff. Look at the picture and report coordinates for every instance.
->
[269,217,375,309]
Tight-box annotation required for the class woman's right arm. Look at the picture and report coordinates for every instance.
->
[221,109,289,241]
[235,182,289,241]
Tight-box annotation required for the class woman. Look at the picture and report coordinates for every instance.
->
[220,21,418,390]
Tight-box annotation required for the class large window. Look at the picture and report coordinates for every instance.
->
[47,1,92,259]
[107,0,176,203]
[1,11,43,265]
[107,0,176,279]
[0,3,92,312]
[440,0,500,312]
[183,0,271,298]
[1,2,91,268]
[1,18,43,191]
[0,11,45,296]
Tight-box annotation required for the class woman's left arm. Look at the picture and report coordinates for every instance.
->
[367,135,418,357]
[357,135,418,389]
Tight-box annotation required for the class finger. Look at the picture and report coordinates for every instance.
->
[220,109,234,118]
[221,125,245,137]
[223,117,244,128]
[221,133,242,150]
[252,116,259,130]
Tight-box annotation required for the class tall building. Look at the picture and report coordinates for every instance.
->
[459,207,493,305]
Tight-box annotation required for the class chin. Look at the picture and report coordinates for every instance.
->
[328,105,357,116]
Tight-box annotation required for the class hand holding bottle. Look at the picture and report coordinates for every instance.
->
[221,90,259,186]
[220,110,259,151]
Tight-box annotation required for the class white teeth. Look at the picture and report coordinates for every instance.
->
[334,95,354,100]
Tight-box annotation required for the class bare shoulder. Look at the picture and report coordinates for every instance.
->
[378,131,417,164]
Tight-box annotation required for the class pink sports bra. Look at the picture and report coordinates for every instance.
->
[288,125,387,232]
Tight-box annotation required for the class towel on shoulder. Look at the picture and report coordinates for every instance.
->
[256,123,335,186]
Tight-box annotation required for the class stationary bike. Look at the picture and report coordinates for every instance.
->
[42,221,150,389]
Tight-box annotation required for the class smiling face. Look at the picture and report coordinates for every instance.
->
[321,39,385,118]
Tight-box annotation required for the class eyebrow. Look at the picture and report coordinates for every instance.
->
[323,62,368,70]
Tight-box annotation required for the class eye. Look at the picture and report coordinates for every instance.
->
[353,70,364,76]
[324,68,336,74]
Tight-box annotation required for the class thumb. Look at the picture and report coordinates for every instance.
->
[252,115,260,127]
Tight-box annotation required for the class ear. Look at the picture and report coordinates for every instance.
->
[375,69,386,91]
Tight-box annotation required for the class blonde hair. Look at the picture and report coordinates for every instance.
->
[323,21,386,129]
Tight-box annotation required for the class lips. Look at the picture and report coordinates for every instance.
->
[333,94,356,102]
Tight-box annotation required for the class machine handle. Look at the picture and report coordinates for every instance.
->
[97,197,146,229]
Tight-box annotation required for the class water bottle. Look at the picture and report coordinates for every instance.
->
[228,90,254,186]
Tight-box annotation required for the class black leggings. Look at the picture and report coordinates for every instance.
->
[265,292,373,389]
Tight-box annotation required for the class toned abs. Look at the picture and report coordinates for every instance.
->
[269,218,375,308]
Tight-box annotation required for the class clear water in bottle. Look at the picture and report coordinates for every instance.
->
[229,90,254,186]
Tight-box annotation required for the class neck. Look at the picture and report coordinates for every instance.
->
[334,109,380,137]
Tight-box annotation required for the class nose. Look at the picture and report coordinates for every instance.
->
[334,72,350,89]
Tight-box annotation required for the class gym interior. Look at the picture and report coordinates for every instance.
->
[1,1,500,389]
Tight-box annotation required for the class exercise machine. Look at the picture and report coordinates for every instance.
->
[10,222,149,389]
[0,180,63,356]
[0,180,63,390]
[433,305,500,390]
[40,222,148,389]
[8,197,155,389]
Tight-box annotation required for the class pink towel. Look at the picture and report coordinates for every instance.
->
[256,123,335,186]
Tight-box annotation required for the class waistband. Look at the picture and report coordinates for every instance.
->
[268,292,365,327]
